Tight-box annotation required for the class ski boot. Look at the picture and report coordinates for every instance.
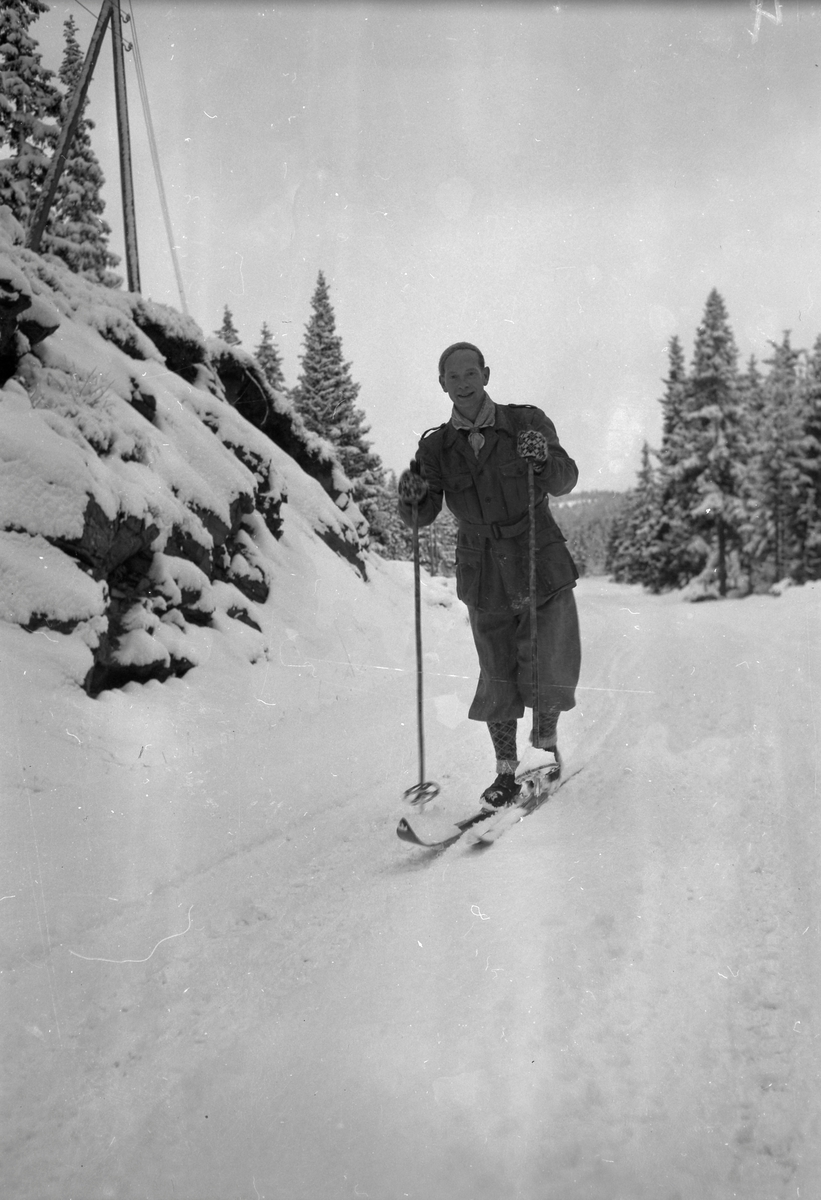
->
[480,772,521,810]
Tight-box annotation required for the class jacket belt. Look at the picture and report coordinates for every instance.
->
[459,499,544,541]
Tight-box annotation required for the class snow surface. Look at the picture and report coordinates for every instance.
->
[2,557,820,1199]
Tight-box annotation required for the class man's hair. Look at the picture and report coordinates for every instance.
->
[438,342,485,377]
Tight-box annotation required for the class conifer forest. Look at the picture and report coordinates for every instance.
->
[608,289,821,598]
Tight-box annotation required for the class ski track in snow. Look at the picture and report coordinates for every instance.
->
[2,574,820,1200]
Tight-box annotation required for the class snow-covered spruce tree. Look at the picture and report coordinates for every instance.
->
[372,470,459,573]
[732,354,766,586]
[215,305,241,345]
[794,333,821,581]
[612,336,706,592]
[364,471,411,559]
[647,335,710,590]
[254,322,287,394]
[292,271,389,548]
[737,353,764,422]
[39,15,121,287]
[0,0,61,228]
[606,443,665,586]
[683,289,747,596]
[553,493,626,577]
[658,335,689,462]
[740,333,806,588]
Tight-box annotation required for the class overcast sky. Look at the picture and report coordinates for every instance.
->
[32,1,821,490]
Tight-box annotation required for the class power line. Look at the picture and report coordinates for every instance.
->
[125,0,189,315]
[72,0,101,21]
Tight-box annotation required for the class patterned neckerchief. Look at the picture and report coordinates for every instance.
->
[450,395,496,457]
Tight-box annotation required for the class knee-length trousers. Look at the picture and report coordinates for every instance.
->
[466,585,581,723]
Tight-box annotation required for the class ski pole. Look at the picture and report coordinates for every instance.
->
[527,457,540,748]
[403,500,440,808]
[517,430,546,747]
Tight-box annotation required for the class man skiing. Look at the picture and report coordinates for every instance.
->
[397,341,581,810]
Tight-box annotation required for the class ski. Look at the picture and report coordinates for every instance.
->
[396,806,500,850]
[396,764,566,850]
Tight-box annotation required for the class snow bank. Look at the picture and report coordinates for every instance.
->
[0,209,369,694]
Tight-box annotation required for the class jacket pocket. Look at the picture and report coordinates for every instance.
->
[535,541,579,598]
[499,459,528,478]
[443,471,477,520]
[535,506,568,546]
[498,458,530,513]
[445,472,475,494]
[455,546,483,607]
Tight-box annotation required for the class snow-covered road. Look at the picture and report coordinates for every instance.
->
[3,574,820,1199]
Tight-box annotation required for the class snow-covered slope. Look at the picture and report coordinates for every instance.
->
[0,205,366,695]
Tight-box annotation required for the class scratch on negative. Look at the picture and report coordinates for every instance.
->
[69,906,194,964]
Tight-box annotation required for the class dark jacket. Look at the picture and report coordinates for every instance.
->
[399,400,579,613]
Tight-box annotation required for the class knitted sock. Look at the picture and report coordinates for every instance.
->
[530,706,562,750]
[488,719,518,774]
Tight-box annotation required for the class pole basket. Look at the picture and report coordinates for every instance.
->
[403,781,441,808]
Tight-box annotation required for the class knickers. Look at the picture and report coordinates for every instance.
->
[468,585,581,725]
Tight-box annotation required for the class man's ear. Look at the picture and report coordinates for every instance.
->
[484,367,490,385]
[438,376,448,392]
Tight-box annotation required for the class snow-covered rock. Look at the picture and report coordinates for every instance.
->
[0,220,369,694]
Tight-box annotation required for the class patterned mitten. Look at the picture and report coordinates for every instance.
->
[516,430,548,461]
[397,461,429,503]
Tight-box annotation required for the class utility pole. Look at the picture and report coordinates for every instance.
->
[26,0,141,294]
[110,0,140,293]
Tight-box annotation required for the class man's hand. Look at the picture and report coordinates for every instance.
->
[517,429,549,461]
[398,461,429,503]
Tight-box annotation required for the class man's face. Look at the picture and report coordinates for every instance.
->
[439,349,490,421]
